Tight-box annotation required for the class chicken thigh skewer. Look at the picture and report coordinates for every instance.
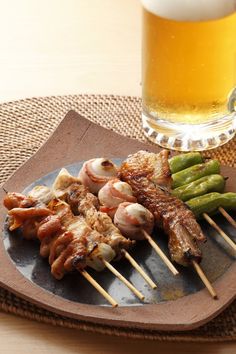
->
[4,188,141,305]
[17,175,146,300]
[119,150,217,299]
[4,189,119,306]
[53,168,156,290]
[48,197,144,301]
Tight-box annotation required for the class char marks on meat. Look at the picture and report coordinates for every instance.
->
[60,181,134,257]
[3,179,133,278]
[119,150,206,266]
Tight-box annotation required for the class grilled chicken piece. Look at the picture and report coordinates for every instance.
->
[48,199,116,275]
[3,192,35,210]
[79,203,134,258]
[119,150,206,266]
[3,190,53,232]
[64,184,134,258]
[53,168,134,258]
[4,189,116,277]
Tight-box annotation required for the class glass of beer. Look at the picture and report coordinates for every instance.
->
[141,0,236,151]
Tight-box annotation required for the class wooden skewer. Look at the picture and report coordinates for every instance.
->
[122,250,157,289]
[218,207,236,229]
[142,230,179,276]
[192,261,217,299]
[102,259,145,301]
[80,269,118,307]
[203,213,236,252]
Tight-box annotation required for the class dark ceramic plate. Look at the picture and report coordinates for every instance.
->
[3,160,236,307]
[0,111,236,331]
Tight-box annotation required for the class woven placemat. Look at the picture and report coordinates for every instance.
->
[1,94,236,342]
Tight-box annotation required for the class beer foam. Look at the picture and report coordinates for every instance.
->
[141,0,236,21]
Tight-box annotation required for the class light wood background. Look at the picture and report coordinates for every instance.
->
[0,0,140,103]
[0,0,235,352]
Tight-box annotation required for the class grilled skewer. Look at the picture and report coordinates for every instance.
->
[4,149,225,301]
[53,169,156,290]
[98,172,179,275]
[170,154,236,252]
[19,184,147,300]
[78,158,118,194]
[114,202,179,276]
[186,193,236,252]
[4,190,142,305]
[98,178,137,217]
[119,150,205,266]
[4,190,120,306]
[119,150,217,298]
[97,175,178,276]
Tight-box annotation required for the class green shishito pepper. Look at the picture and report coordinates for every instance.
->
[172,160,221,189]
[172,174,225,202]
[169,152,203,174]
[186,192,236,219]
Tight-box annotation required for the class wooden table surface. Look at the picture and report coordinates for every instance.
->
[0,0,235,352]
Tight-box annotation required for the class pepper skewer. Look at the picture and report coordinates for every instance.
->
[192,261,217,299]
[218,207,236,230]
[122,250,157,289]
[142,230,179,276]
[80,269,118,307]
[102,259,145,301]
[203,213,236,252]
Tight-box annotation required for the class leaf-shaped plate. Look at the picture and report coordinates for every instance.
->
[0,110,236,331]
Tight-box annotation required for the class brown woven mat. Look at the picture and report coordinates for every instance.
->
[1,94,236,341]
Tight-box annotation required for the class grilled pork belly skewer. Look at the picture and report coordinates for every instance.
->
[78,158,118,194]
[98,179,137,218]
[119,150,217,299]
[114,202,179,276]
[4,189,119,306]
[98,177,179,275]
[53,168,155,290]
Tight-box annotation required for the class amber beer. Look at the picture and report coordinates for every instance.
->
[142,0,236,150]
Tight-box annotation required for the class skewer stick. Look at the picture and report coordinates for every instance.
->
[192,261,217,299]
[218,207,236,230]
[80,269,118,307]
[122,250,157,289]
[203,213,236,252]
[142,230,179,276]
[102,259,145,301]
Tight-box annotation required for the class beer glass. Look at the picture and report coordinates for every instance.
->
[141,0,236,151]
